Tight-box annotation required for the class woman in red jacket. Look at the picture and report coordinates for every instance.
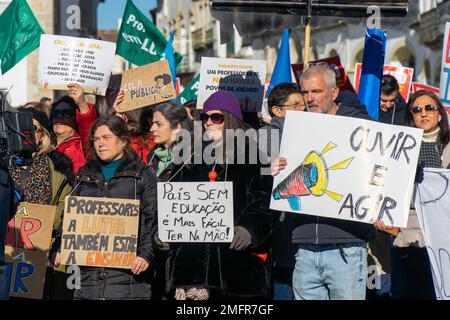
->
[51,84,98,173]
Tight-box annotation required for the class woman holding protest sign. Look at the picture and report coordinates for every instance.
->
[51,115,157,300]
[111,90,156,165]
[155,90,273,300]
[374,90,450,299]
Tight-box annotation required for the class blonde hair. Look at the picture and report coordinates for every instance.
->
[36,125,53,155]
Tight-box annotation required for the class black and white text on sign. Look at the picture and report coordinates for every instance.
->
[157,182,234,242]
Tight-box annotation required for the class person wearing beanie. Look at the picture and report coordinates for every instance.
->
[158,90,274,300]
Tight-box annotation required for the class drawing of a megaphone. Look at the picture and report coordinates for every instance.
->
[272,142,353,210]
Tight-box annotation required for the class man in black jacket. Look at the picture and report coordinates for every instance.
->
[0,165,19,300]
[379,74,407,125]
[259,83,305,300]
[284,64,375,300]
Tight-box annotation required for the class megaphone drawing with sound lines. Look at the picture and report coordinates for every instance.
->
[272,142,354,210]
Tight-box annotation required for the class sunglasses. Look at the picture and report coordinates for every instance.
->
[33,125,42,133]
[200,113,225,124]
[52,109,75,119]
[410,104,438,115]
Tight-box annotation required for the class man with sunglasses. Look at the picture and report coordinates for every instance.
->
[379,75,407,125]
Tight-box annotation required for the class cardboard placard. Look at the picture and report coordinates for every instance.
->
[354,63,414,101]
[37,35,116,95]
[117,60,176,112]
[270,111,422,228]
[292,56,355,93]
[60,196,140,269]
[157,182,234,243]
[197,57,266,112]
[4,203,56,300]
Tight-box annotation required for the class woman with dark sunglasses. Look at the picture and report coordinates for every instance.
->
[374,90,450,299]
[51,84,98,173]
[160,90,273,300]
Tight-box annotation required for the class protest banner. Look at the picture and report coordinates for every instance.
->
[412,82,440,96]
[415,169,450,300]
[292,56,355,93]
[439,22,450,107]
[157,182,234,242]
[37,34,116,95]
[197,57,266,112]
[270,111,422,228]
[174,74,200,105]
[117,60,176,112]
[116,0,182,67]
[60,196,140,269]
[4,203,56,300]
[354,63,414,101]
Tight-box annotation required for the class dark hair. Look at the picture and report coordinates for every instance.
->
[381,75,399,95]
[89,115,134,160]
[267,82,301,117]
[152,102,192,131]
[182,100,200,120]
[151,102,193,149]
[40,97,52,104]
[404,90,449,146]
[50,96,77,118]
[154,73,172,85]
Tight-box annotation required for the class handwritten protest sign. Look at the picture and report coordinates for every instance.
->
[270,111,422,228]
[4,203,56,300]
[197,57,266,112]
[354,63,414,101]
[440,22,450,107]
[117,60,176,112]
[38,35,116,95]
[292,56,355,93]
[157,182,234,242]
[415,169,450,300]
[60,196,140,269]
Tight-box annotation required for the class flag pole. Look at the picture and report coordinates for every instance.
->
[303,0,312,65]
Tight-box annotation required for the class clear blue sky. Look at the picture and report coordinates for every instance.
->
[97,0,157,29]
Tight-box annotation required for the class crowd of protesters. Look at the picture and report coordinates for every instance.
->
[0,63,446,301]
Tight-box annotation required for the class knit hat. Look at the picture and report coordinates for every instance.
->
[202,90,243,121]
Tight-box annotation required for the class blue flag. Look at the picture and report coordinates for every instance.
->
[266,28,292,96]
[163,31,177,86]
[357,28,387,120]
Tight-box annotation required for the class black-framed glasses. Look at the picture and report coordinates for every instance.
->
[410,104,439,115]
[278,101,304,108]
[200,113,225,124]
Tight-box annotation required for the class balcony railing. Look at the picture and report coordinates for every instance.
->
[192,26,213,50]
[417,1,450,48]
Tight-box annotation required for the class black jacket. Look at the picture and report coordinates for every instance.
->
[66,151,157,300]
[165,145,274,298]
[260,117,301,270]
[378,94,407,125]
[291,104,375,245]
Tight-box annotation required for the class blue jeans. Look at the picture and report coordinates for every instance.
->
[292,243,368,300]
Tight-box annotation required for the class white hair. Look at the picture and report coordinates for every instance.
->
[300,64,337,90]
